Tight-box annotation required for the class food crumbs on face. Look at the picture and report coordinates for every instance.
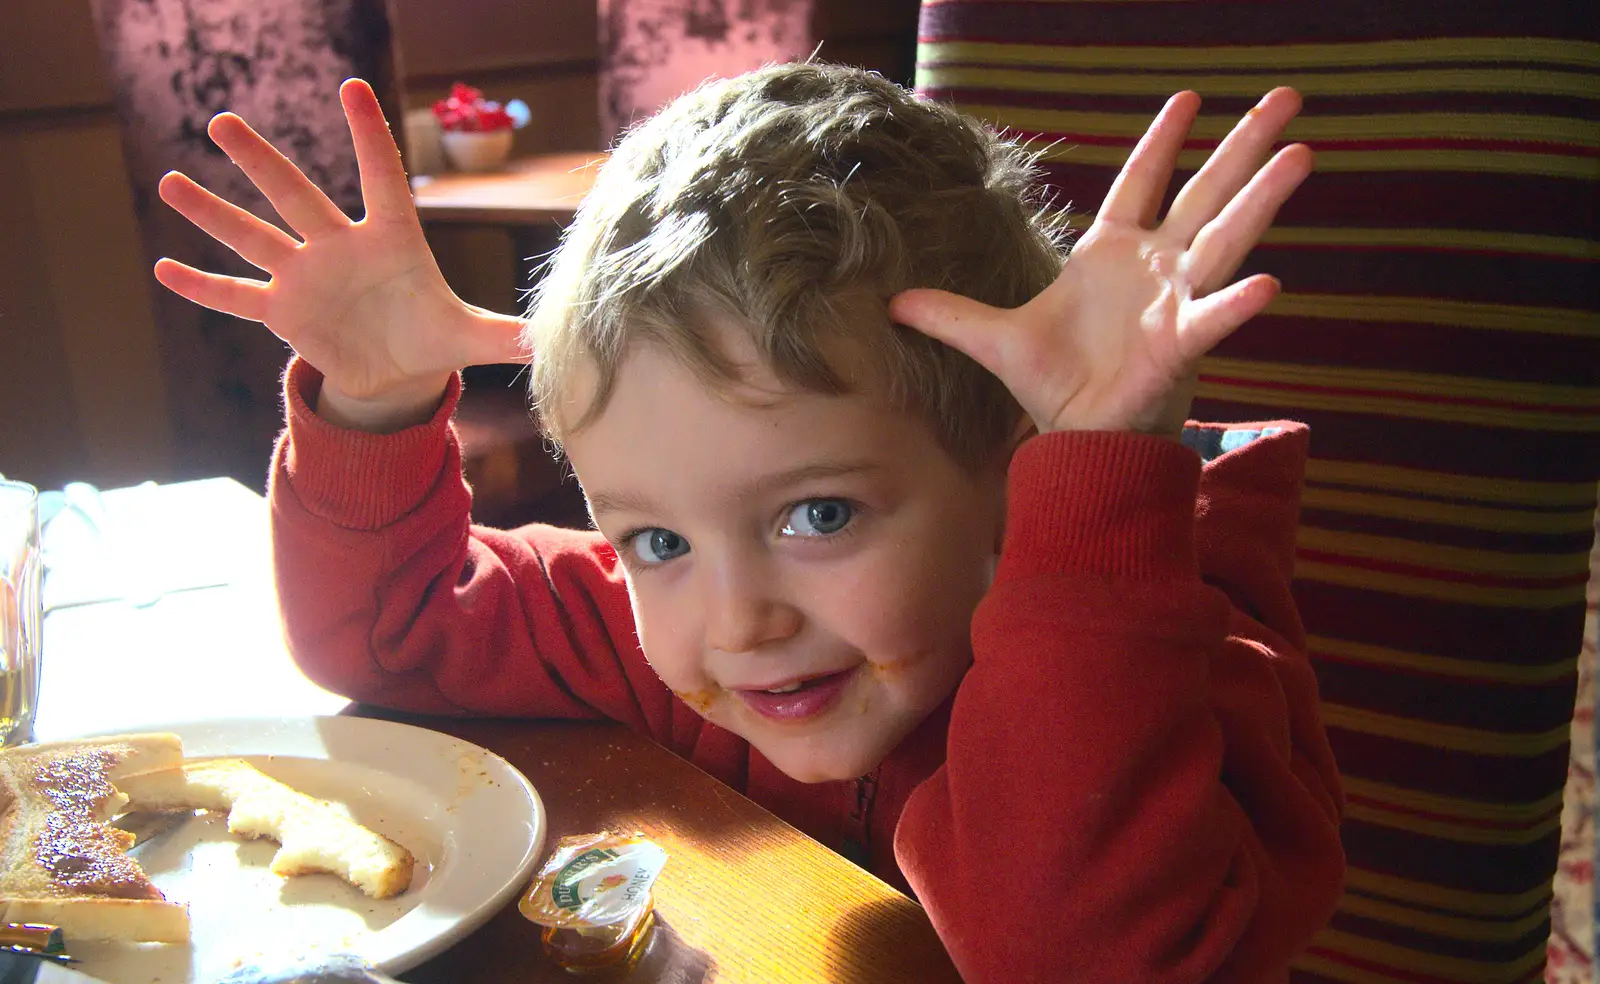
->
[870,651,922,679]
[672,689,718,715]
[520,831,668,973]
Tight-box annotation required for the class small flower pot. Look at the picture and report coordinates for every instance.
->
[441,129,514,172]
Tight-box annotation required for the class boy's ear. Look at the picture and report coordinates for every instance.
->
[985,412,1035,484]
[989,413,1036,555]
[1006,413,1038,459]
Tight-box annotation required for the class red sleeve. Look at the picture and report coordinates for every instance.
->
[894,426,1344,984]
[267,358,680,738]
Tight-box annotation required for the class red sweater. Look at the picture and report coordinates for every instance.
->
[269,359,1344,983]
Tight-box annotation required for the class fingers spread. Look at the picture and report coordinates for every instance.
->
[208,112,351,238]
[158,171,300,272]
[1163,87,1302,242]
[340,79,418,223]
[1098,91,1200,228]
[1185,142,1313,292]
[153,258,271,323]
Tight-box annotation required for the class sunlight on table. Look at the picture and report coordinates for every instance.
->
[34,478,348,740]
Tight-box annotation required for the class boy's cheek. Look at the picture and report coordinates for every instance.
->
[629,596,720,702]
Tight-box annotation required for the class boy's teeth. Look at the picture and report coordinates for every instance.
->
[766,681,804,694]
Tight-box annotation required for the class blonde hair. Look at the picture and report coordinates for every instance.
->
[525,61,1067,469]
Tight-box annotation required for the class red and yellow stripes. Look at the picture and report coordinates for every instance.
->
[917,4,1600,982]
[916,39,1600,73]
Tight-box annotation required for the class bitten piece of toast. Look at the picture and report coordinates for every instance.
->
[0,733,190,942]
[117,758,415,899]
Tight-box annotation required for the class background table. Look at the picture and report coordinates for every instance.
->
[410,152,606,227]
[37,478,963,983]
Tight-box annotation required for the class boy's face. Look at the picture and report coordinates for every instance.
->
[562,324,1008,783]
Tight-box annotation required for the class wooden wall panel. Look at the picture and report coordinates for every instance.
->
[813,0,920,82]
[0,0,113,114]
[0,126,85,486]
[812,0,921,39]
[10,118,173,486]
[387,0,597,80]
[0,0,172,491]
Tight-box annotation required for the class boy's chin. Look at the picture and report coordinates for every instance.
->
[749,728,904,784]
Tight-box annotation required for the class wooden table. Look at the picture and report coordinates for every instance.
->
[38,478,962,983]
[410,151,606,227]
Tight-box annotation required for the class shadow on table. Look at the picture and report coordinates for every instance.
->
[826,897,965,984]
[625,917,714,983]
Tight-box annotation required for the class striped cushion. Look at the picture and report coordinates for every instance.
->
[915,4,1600,981]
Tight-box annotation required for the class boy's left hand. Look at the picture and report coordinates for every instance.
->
[891,88,1311,439]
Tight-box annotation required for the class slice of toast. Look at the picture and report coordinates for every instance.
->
[117,758,415,899]
[0,733,190,942]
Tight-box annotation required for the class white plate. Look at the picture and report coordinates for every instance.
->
[68,715,547,983]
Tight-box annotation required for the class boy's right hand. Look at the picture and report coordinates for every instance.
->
[153,79,529,432]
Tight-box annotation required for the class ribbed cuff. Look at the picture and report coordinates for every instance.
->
[996,430,1202,584]
[278,357,463,530]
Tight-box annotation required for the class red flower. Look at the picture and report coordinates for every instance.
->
[432,82,515,132]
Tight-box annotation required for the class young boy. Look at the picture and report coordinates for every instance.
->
[154,63,1343,982]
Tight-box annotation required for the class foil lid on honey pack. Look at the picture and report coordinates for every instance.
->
[520,832,667,930]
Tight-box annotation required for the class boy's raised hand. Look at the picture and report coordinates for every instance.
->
[891,88,1311,440]
[153,79,528,432]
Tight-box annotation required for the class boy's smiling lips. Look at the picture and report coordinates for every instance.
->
[733,666,862,722]
[729,664,861,694]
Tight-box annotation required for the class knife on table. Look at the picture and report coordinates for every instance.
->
[0,953,404,984]
[0,952,111,984]
[110,810,189,850]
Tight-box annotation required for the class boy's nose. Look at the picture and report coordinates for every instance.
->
[703,570,802,655]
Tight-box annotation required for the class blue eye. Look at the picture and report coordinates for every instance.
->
[781,499,854,538]
[631,528,690,565]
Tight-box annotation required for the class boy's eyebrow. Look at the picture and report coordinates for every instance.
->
[587,459,882,519]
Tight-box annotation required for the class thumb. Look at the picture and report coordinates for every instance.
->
[459,309,534,367]
[889,288,1011,376]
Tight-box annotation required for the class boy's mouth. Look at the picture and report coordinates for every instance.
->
[735,667,859,722]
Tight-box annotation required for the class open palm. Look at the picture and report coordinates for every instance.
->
[892,88,1312,438]
[153,80,526,426]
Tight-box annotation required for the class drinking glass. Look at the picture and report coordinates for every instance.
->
[0,479,42,747]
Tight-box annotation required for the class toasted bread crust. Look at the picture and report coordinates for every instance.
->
[0,734,189,942]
